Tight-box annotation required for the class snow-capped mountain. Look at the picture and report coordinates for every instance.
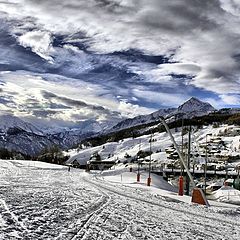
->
[0,97,223,156]
[174,97,215,117]
[110,97,216,132]
[0,114,43,135]
[0,114,93,156]
[110,108,176,132]
[0,114,120,156]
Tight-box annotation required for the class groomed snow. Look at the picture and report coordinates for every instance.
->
[1,160,240,239]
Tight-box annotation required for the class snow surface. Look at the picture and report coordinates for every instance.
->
[67,124,240,169]
[1,160,240,239]
[210,186,240,204]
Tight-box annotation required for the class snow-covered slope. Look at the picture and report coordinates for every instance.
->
[67,124,240,169]
[67,129,181,165]
[211,186,240,204]
[217,108,240,115]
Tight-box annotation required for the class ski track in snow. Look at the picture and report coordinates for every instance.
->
[0,161,240,239]
[82,176,240,240]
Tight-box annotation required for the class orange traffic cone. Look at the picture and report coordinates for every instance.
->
[192,188,210,207]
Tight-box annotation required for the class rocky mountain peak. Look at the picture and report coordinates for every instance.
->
[177,97,215,113]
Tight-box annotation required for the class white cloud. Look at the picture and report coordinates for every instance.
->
[219,94,240,105]
[140,63,201,85]
[0,0,240,112]
[0,71,118,109]
[118,100,153,118]
[0,71,122,121]
[1,71,156,124]
[18,30,53,61]
[0,0,237,94]
[157,63,201,76]
[220,0,240,17]
[133,89,188,107]
[0,104,9,111]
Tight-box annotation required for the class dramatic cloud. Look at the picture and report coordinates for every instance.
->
[18,30,53,61]
[0,0,240,128]
[219,94,240,105]
[133,89,189,107]
[0,71,128,127]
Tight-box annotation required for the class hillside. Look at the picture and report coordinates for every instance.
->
[67,123,240,172]
[0,97,239,157]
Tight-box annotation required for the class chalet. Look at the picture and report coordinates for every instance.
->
[87,160,116,170]
[71,159,86,169]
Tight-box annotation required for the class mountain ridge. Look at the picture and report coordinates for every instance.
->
[1,97,238,156]
[177,97,215,114]
[109,97,216,132]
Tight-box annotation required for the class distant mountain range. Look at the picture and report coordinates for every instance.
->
[0,114,95,156]
[0,97,239,156]
[109,97,216,132]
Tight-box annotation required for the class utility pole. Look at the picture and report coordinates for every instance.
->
[137,139,141,182]
[181,118,184,175]
[147,134,153,186]
[204,133,212,194]
[225,161,228,180]
[185,125,191,195]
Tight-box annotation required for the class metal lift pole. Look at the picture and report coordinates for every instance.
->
[160,117,196,187]
[137,140,141,182]
[186,125,191,195]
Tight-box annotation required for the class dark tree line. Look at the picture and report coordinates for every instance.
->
[0,145,69,165]
[0,148,31,160]
[79,112,240,149]
[36,145,69,165]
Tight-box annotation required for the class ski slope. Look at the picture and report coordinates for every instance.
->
[1,160,240,239]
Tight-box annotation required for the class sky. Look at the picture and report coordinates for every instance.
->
[0,0,240,129]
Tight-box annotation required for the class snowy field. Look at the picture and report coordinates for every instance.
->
[1,160,240,239]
